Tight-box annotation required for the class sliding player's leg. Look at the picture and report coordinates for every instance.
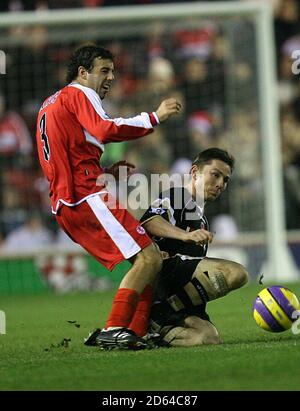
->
[179,257,249,307]
[159,257,249,315]
[197,257,249,293]
[149,256,248,344]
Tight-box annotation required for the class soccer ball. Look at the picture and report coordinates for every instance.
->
[253,285,300,332]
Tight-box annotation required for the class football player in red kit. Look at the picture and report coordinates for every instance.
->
[36,44,181,350]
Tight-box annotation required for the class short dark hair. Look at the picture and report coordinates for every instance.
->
[192,148,235,172]
[66,44,114,83]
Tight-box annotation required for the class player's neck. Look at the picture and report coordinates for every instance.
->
[72,78,93,90]
[185,182,205,208]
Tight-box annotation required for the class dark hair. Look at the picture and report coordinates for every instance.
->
[66,44,114,83]
[192,148,235,172]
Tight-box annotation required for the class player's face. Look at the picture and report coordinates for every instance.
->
[195,159,231,202]
[85,57,115,99]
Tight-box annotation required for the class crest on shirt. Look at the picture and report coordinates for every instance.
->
[136,226,145,235]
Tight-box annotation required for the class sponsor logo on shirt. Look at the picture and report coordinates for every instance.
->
[150,207,165,215]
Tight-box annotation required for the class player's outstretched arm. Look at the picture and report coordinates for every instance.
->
[143,215,187,240]
[143,215,213,245]
[155,98,182,123]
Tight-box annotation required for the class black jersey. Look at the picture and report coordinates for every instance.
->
[140,187,209,258]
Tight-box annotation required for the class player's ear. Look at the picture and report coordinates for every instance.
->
[77,66,88,80]
[190,165,199,180]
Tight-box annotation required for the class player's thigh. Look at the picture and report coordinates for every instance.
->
[163,316,220,347]
[196,257,248,291]
[129,242,162,272]
[120,243,163,290]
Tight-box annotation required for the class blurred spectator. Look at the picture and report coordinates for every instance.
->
[179,57,210,115]
[211,214,239,242]
[125,127,172,176]
[172,20,216,60]
[0,185,28,235]
[105,41,139,98]
[170,157,192,176]
[135,56,186,158]
[0,92,32,158]
[144,21,168,60]
[169,157,192,189]
[188,111,218,153]
[221,109,261,182]
[148,56,175,94]
[2,213,53,251]
[0,91,34,234]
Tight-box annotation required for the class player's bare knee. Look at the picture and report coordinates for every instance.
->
[227,262,249,290]
[191,261,230,302]
[138,243,163,274]
[238,264,249,286]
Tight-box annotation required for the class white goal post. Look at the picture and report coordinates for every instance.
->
[0,1,298,282]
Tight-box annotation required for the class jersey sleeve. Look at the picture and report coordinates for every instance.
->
[67,84,158,143]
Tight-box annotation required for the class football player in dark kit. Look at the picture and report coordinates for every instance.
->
[140,148,249,347]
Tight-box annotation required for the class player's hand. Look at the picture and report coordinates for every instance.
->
[106,160,136,181]
[182,229,213,245]
[155,98,182,123]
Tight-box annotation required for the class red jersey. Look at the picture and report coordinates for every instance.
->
[36,83,159,214]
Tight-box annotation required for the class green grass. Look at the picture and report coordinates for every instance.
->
[0,283,300,391]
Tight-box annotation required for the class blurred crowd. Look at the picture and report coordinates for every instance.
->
[0,0,300,255]
[0,0,233,12]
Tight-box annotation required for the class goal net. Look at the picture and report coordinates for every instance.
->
[0,1,298,294]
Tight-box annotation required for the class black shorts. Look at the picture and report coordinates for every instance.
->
[153,256,202,300]
[151,256,210,327]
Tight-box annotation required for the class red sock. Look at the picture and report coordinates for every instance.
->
[129,285,153,337]
[105,288,139,329]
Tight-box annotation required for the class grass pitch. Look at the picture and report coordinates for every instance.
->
[0,282,300,391]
